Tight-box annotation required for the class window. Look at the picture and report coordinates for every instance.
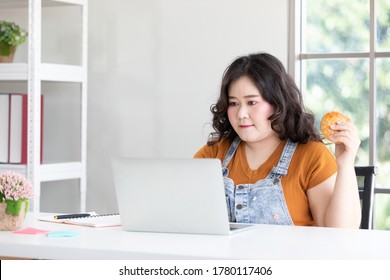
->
[290,0,390,229]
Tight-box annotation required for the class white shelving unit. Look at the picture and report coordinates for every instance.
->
[0,0,88,212]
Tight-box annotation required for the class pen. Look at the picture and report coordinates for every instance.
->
[54,213,91,220]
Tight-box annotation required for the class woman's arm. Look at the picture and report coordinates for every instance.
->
[308,121,361,228]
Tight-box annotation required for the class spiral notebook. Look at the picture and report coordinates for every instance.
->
[38,212,121,228]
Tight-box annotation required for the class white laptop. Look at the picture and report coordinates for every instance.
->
[111,157,253,235]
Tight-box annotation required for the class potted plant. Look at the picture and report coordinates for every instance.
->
[0,171,34,230]
[0,20,28,63]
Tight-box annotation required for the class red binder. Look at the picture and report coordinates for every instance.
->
[8,93,43,164]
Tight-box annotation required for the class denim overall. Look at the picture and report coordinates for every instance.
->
[223,137,297,225]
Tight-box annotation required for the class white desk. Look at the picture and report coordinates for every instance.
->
[1,212,390,259]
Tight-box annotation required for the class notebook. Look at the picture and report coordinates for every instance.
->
[38,212,121,228]
[111,157,253,235]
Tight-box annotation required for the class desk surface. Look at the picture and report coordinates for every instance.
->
[1,212,390,260]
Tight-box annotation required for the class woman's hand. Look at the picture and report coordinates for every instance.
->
[328,120,361,167]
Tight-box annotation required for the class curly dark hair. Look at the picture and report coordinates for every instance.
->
[208,52,322,145]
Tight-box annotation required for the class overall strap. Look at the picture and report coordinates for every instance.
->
[222,137,241,176]
[268,139,298,179]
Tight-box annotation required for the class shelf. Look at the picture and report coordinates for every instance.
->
[0,63,84,82]
[1,0,88,212]
[0,0,85,9]
[0,162,83,181]
[0,164,27,176]
[0,63,28,80]
[40,162,83,181]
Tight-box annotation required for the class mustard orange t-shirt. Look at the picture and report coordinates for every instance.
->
[194,138,337,226]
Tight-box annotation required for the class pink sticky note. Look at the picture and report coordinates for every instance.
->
[13,227,51,235]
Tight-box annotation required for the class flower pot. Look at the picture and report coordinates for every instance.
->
[0,200,28,231]
[0,41,16,63]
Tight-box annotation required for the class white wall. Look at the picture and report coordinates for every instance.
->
[1,0,289,213]
[87,0,289,213]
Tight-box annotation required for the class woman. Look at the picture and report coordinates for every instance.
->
[194,52,361,228]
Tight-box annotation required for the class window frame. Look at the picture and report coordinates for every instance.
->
[288,0,390,228]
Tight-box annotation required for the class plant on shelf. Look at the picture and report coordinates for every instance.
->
[0,20,28,62]
[0,171,34,230]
